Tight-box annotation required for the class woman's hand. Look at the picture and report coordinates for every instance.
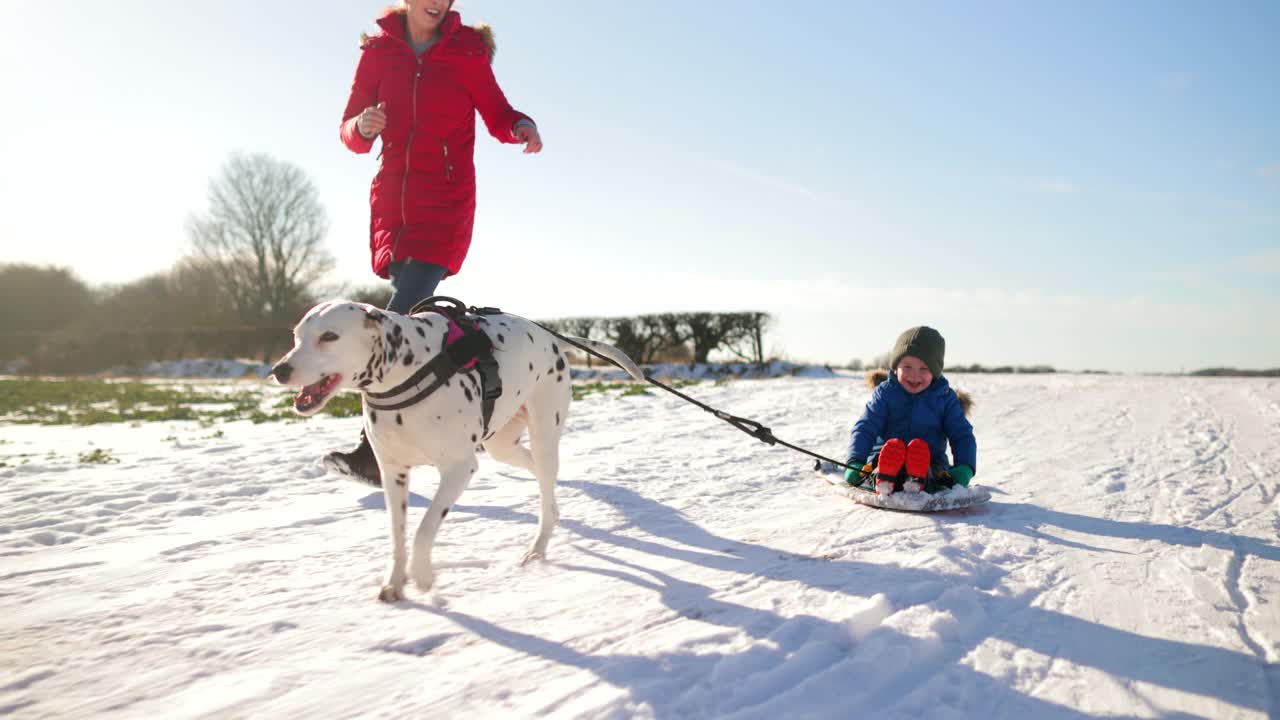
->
[516,124,543,154]
[357,102,387,139]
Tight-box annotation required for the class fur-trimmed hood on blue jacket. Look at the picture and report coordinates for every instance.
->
[847,373,977,471]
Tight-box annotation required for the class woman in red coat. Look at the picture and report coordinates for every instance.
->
[328,0,542,482]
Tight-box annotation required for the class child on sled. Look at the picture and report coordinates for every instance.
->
[846,326,977,495]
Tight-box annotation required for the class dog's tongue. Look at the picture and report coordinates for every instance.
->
[294,374,339,412]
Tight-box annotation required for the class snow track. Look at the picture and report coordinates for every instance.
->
[1,374,1277,718]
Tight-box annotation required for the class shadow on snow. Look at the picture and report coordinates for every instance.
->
[365,478,1275,717]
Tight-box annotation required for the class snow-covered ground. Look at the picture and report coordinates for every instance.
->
[1,373,1278,719]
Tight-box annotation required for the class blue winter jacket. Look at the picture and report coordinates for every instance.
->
[847,374,977,471]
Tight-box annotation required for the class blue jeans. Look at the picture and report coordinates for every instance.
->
[386,259,448,314]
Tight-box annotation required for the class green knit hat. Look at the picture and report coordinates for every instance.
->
[890,326,945,377]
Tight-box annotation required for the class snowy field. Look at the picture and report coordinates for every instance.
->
[1,373,1278,719]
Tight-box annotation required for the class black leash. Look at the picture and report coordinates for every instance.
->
[534,324,859,474]
[394,296,856,474]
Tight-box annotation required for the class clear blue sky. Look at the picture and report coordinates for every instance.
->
[1,1,1276,372]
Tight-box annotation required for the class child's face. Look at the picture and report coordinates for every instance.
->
[895,356,934,394]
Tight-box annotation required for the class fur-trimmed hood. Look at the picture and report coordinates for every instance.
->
[473,23,496,59]
[362,9,497,62]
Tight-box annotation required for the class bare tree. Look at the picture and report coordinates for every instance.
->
[601,317,650,363]
[346,284,394,309]
[541,312,773,366]
[721,312,771,364]
[188,153,334,334]
[0,264,94,336]
[675,312,740,364]
[0,264,96,370]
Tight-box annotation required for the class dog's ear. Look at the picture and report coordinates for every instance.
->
[363,309,385,329]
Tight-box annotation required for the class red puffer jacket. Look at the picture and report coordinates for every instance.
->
[341,10,532,279]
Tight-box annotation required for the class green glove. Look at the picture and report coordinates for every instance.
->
[949,464,974,487]
[844,458,868,485]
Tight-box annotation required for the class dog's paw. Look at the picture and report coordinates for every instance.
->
[378,584,406,603]
[519,548,546,566]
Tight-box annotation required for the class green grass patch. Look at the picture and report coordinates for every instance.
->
[1,377,685,426]
[78,448,119,465]
[267,391,363,419]
[572,380,698,401]
[0,378,362,426]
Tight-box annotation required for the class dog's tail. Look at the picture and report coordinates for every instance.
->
[562,336,646,381]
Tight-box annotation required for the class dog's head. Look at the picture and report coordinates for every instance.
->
[271,300,386,415]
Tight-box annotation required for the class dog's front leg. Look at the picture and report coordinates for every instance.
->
[378,462,413,602]
[409,458,476,592]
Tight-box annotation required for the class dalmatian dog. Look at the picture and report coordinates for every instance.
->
[270,300,645,602]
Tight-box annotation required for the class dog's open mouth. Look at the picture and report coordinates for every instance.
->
[294,373,342,413]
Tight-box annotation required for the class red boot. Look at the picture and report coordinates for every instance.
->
[875,439,906,496]
[903,439,931,493]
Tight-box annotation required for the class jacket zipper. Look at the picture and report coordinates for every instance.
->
[443,141,452,181]
[907,391,919,445]
[393,55,423,261]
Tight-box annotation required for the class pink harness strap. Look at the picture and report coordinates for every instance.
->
[444,315,479,370]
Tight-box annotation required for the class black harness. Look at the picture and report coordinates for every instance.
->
[363,297,504,436]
